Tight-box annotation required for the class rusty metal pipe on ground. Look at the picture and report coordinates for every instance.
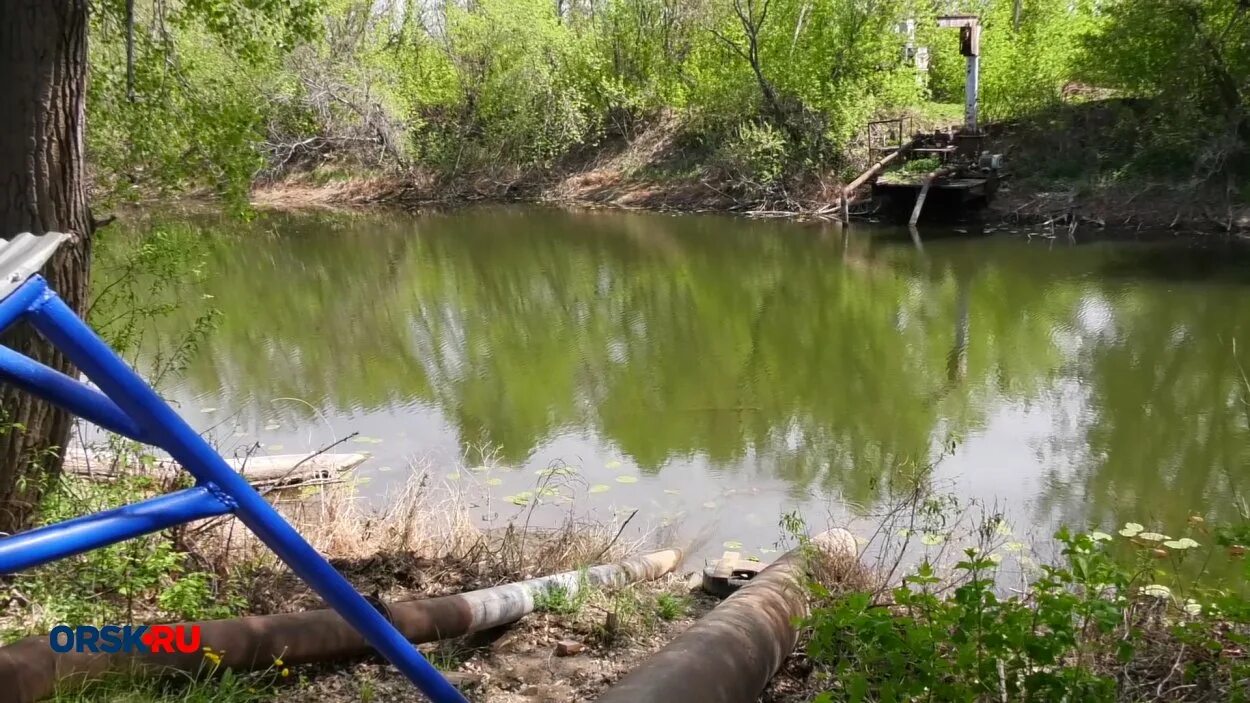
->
[0,548,681,702]
[596,530,856,703]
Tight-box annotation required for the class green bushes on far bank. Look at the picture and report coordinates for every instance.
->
[86,0,1249,207]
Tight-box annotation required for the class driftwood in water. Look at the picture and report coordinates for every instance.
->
[61,448,368,487]
[596,530,856,703]
[0,548,683,703]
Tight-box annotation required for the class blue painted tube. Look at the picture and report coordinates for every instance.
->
[0,275,50,335]
[0,343,151,444]
[0,485,233,573]
[24,278,468,703]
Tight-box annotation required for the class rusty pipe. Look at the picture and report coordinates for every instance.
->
[844,138,918,196]
[596,530,856,703]
[0,548,681,702]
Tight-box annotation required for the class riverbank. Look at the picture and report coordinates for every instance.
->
[249,102,1250,235]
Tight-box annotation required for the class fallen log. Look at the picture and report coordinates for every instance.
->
[0,547,682,702]
[596,530,856,703]
[61,448,368,487]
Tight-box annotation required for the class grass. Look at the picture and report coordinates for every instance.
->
[653,592,689,621]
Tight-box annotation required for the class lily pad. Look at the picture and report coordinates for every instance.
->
[536,466,576,477]
[605,460,622,469]
[377,466,394,472]
[1119,522,1144,537]
[201,407,218,413]
[663,489,681,495]
[264,423,281,431]
[485,478,503,487]
[615,475,638,484]
[589,484,612,494]
[920,533,946,546]
[352,436,384,444]
[505,492,534,506]
[446,472,460,481]
[701,501,718,509]
[723,540,743,550]
[1138,532,1170,542]
[1140,584,1172,599]
[267,444,284,451]
[1090,531,1112,542]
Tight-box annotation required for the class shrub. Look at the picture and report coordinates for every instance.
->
[803,525,1250,702]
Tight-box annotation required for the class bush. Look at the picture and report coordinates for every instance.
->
[804,525,1250,702]
[714,121,791,190]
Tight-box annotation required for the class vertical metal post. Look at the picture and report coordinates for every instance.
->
[965,49,980,132]
[21,280,467,703]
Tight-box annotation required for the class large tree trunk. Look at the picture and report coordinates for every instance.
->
[0,1,94,533]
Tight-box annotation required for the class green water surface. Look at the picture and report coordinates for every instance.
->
[103,206,1250,557]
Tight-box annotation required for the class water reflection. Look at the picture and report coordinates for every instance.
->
[104,207,1250,549]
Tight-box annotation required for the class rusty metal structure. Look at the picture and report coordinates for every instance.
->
[851,15,1005,224]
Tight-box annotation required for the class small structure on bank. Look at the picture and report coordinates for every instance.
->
[843,15,1006,224]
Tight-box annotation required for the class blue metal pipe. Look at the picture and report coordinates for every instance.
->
[0,275,50,335]
[0,343,151,444]
[0,485,233,573]
[24,278,468,703]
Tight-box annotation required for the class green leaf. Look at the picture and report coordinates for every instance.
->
[1119,522,1144,537]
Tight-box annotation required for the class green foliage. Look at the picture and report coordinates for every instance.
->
[47,657,287,702]
[653,592,690,621]
[534,576,589,615]
[88,0,325,209]
[90,223,220,383]
[1078,0,1249,178]
[714,121,790,189]
[805,526,1250,702]
[85,0,1246,197]
[7,470,242,634]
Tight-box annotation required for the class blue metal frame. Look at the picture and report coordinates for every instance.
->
[0,275,467,703]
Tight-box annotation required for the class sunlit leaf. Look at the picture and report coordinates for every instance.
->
[1140,584,1172,598]
[1119,522,1144,537]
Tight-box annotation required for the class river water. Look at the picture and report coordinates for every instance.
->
[103,206,1250,560]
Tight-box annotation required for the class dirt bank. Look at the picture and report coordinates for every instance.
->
[253,104,1249,235]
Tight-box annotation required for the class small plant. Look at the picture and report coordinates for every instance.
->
[534,575,589,616]
[653,592,689,621]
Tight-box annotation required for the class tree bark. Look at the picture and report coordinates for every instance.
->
[0,1,94,533]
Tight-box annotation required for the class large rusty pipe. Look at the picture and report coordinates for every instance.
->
[596,530,856,703]
[0,548,681,702]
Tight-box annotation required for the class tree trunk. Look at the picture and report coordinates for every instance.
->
[0,1,94,534]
